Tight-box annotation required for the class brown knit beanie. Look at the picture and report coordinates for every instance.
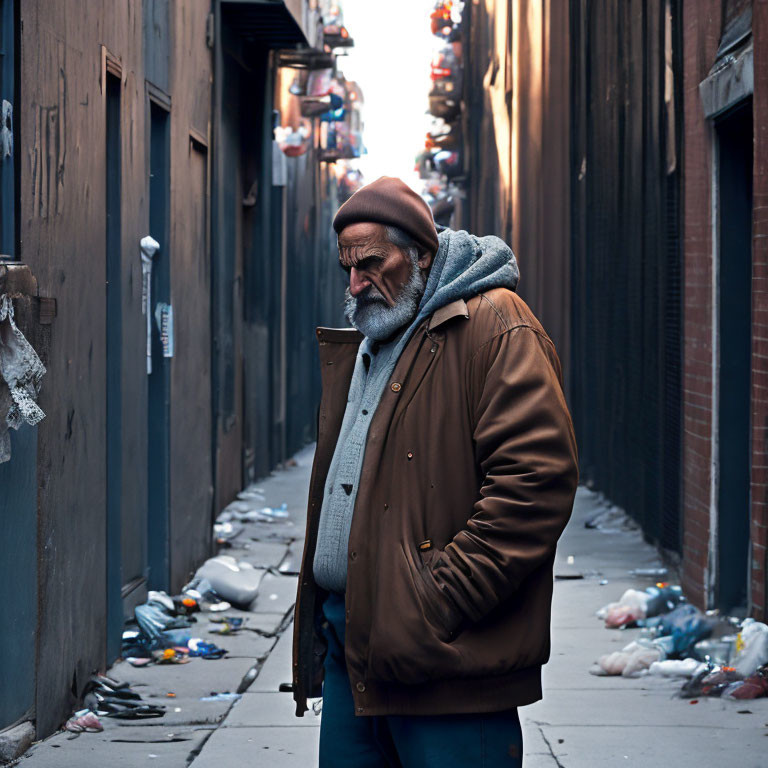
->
[333,176,439,257]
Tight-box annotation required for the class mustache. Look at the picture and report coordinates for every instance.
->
[345,285,388,307]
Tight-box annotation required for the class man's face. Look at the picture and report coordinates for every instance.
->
[338,222,433,340]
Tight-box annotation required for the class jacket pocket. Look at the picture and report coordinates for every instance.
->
[401,543,459,644]
[364,543,466,685]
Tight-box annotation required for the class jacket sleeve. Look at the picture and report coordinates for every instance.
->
[419,325,579,638]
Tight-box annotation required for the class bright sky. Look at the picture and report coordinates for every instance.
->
[338,0,438,191]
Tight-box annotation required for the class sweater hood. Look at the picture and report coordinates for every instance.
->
[417,227,519,320]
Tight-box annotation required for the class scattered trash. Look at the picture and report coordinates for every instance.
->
[648,659,706,678]
[217,502,289,525]
[644,604,712,657]
[82,676,165,720]
[214,521,245,541]
[692,637,737,666]
[597,589,650,628]
[731,619,768,676]
[154,647,190,665]
[237,665,261,694]
[133,597,194,648]
[65,710,103,734]
[597,585,685,629]
[182,578,232,612]
[209,616,245,635]
[590,640,663,677]
[188,638,227,659]
[722,666,768,700]
[186,556,264,608]
[629,567,669,578]
[200,692,242,702]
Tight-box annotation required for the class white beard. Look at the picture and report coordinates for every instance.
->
[344,254,426,341]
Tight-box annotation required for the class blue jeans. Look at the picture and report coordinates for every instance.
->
[319,592,524,768]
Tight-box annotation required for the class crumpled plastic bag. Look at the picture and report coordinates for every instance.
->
[722,665,768,700]
[648,658,706,678]
[0,294,46,462]
[186,556,264,608]
[597,589,650,628]
[590,640,664,677]
[732,619,768,677]
[644,603,712,656]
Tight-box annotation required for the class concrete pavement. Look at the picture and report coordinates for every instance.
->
[18,446,768,767]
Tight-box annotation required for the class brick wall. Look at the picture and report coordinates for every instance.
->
[683,1,768,620]
[751,0,768,620]
[681,2,721,610]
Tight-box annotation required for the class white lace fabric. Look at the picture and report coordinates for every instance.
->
[0,294,46,462]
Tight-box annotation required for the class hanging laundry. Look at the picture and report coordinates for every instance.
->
[0,294,46,463]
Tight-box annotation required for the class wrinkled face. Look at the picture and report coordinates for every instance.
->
[338,222,418,303]
[339,222,433,340]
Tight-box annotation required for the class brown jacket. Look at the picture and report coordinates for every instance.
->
[292,287,579,717]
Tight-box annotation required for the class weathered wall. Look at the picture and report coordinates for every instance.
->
[19,0,148,734]
[460,0,570,378]
[17,0,215,733]
[167,0,213,591]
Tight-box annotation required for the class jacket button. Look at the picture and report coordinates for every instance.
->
[350,551,358,561]
[357,706,364,713]
[390,382,402,392]
[356,682,366,692]
[407,452,413,460]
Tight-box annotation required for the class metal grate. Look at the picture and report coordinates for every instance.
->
[569,0,683,553]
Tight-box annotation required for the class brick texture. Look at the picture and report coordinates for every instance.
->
[683,1,768,620]
[751,0,768,621]
[681,1,721,610]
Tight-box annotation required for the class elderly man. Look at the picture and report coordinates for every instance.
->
[292,177,578,767]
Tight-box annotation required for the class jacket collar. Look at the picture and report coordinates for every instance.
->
[315,298,469,346]
[427,298,469,332]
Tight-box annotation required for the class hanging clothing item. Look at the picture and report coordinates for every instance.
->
[0,294,46,463]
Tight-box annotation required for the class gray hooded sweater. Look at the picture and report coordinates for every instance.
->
[313,227,520,593]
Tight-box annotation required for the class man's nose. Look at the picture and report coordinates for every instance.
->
[349,267,371,297]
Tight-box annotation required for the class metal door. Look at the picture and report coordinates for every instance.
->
[147,101,171,591]
[716,100,753,613]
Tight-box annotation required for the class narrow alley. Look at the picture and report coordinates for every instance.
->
[2,1,768,766]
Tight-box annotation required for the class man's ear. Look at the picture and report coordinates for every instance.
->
[418,251,433,271]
